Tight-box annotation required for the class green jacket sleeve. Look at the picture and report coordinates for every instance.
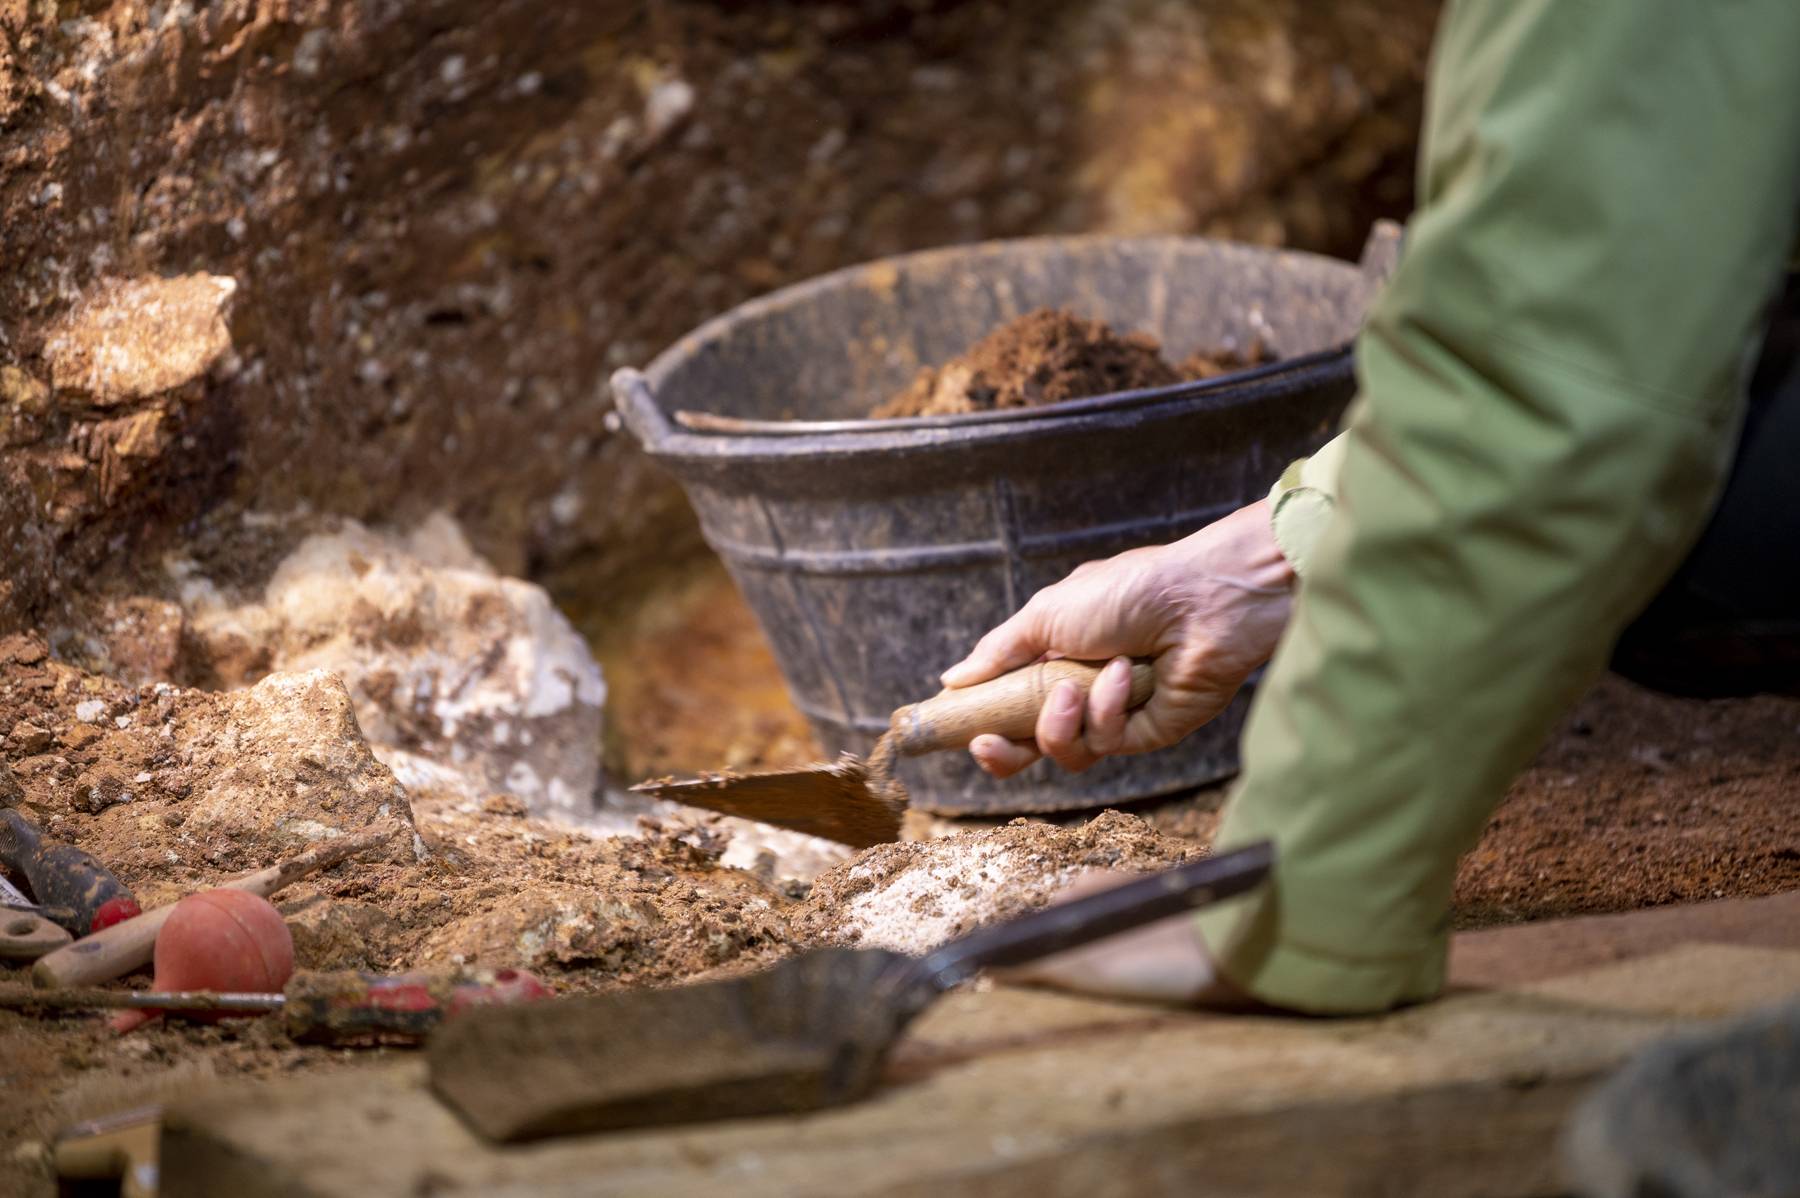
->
[1196,0,1800,1013]
[1267,431,1348,578]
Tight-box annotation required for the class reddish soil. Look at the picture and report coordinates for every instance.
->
[584,558,818,784]
[1142,674,1800,929]
[1451,675,1800,927]
[871,308,1275,418]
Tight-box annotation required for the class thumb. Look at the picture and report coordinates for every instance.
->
[940,601,1053,688]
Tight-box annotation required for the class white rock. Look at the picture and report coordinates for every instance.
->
[180,513,606,825]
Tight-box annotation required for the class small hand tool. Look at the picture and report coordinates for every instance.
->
[0,871,77,926]
[0,967,551,1043]
[31,822,402,989]
[0,873,73,960]
[0,809,140,934]
[429,840,1272,1142]
[633,658,1155,846]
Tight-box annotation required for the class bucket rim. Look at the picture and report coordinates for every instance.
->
[659,341,1352,437]
[615,232,1368,460]
[614,346,1352,467]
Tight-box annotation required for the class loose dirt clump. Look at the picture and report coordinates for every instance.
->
[794,810,1198,955]
[871,308,1275,419]
[0,637,417,892]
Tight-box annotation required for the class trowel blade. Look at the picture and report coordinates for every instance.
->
[631,754,905,849]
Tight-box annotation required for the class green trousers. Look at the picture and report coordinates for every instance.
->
[1194,0,1800,1013]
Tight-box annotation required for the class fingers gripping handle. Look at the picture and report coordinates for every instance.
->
[888,659,1156,755]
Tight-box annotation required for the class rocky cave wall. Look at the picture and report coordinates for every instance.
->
[0,0,1439,643]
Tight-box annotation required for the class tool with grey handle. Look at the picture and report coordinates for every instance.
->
[429,840,1273,1142]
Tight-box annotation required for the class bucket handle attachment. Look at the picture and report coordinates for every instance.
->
[610,367,676,452]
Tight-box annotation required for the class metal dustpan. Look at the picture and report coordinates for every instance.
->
[428,841,1273,1142]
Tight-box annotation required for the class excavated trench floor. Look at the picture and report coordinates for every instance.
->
[3,563,1798,1196]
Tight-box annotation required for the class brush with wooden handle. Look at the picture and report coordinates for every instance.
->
[633,658,1155,848]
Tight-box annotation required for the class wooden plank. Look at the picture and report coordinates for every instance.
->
[159,898,1800,1197]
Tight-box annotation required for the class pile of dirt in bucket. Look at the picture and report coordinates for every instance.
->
[871,308,1275,419]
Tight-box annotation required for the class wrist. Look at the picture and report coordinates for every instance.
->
[1174,498,1296,591]
[1237,497,1298,590]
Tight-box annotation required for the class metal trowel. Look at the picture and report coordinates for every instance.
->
[632,658,1155,847]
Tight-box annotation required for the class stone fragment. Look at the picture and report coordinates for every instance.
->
[181,513,606,825]
[58,724,102,751]
[8,722,52,754]
[795,811,1197,955]
[0,366,50,415]
[0,365,52,447]
[171,669,418,869]
[41,273,237,406]
[281,896,399,972]
[417,888,660,972]
[71,766,129,813]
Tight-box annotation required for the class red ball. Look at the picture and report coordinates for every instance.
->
[113,890,294,1033]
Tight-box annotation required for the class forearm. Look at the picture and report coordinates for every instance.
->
[1199,0,1800,1013]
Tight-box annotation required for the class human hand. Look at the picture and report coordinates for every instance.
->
[940,498,1295,777]
[994,870,1249,1007]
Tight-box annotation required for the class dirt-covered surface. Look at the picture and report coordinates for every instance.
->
[3,615,1800,1187]
[0,636,805,1193]
[872,308,1274,418]
[0,632,798,983]
[795,810,1199,953]
[1141,674,1800,928]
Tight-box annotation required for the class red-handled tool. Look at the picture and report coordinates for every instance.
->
[0,810,140,935]
[0,968,553,1044]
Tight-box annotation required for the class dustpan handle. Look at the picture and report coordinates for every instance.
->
[911,841,1273,993]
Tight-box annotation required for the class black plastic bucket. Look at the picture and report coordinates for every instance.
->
[613,231,1391,815]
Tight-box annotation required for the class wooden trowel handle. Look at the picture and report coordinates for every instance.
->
[888,658,1155,755]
